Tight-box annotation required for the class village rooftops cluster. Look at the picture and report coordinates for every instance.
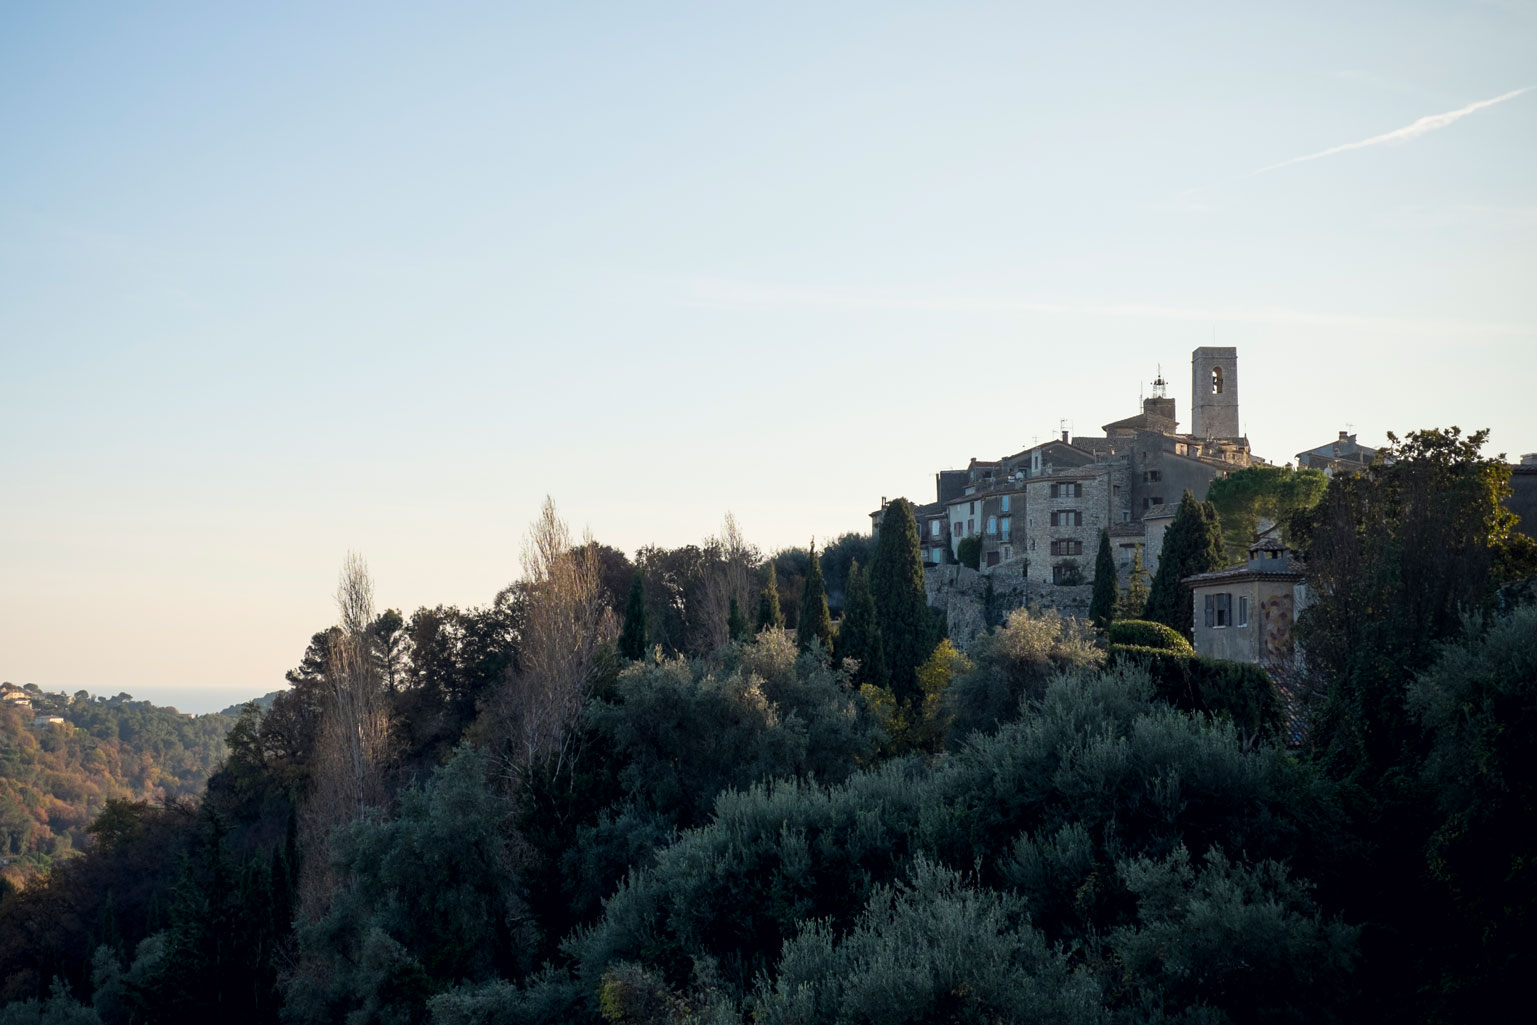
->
[872,347,1259,586]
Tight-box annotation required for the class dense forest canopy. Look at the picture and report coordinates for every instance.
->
[1,438,1533,1025]
[0,689,231,887]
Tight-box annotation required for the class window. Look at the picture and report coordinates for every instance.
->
[987,515,997,535]
[1143,470,1162,483]
[1049,510,1083,527]
[1050,482,1083,498]
[1212,366,1224,394]
[1001,495,1011,512]
[968,518,974,535]
[986,551,1000,567]
[969,501,976,515]
[1049,539,1084,556]
[1204,593,1232,628]
[930,521,940,538]
[1238,596,1249,626]
[1000,516,1011,541]
[931,547,943,564]
[1052,564,1083,584]
[1003,545,1012,561]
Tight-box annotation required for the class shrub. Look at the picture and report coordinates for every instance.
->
[956,536,982,571]
[1107,620,1193,652]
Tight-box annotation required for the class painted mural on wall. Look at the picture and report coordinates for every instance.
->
[1259,592,1294,665]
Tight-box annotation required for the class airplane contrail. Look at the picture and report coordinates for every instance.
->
[1249,87,1530,177]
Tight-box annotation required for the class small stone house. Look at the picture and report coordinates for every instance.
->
[1183,534,1304,668]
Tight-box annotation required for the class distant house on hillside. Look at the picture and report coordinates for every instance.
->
[31,715,65,728]
[1296,430,1377,476]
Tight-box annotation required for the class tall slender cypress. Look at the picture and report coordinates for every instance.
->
[1089,529,1118,628]
[618,570,648,660]
[868,498,933,704]
[796,541,833,653]
[834,559,885,684]
[727,596,748,643]
[757,562,784,631]
[1144,490,1224,638]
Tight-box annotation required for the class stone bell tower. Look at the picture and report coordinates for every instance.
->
[1191,346,1239,440]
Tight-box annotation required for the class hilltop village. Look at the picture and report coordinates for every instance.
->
[867,347,1417,648]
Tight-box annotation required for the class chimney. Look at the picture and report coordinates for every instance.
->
[881,496,888,508]
[1061,430,1069,443]
[1339,430,1349,442]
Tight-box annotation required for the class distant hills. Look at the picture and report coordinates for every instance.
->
[0,682,234,886]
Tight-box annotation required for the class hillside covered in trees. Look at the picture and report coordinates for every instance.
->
[0,430,1533,1025]
[0,690,232,888]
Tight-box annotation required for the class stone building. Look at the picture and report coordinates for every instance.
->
[871,347,1262,617]
[1296,430,1378,475]
[1184,534,1304,668]
[1021,463,1130,584]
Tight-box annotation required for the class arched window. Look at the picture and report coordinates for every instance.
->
[1211,366,1224,394]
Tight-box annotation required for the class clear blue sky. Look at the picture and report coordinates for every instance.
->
[3,2,1534,712]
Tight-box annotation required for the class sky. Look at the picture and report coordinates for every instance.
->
[3,1,1535,713]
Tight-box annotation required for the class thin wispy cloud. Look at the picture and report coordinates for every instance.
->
[1249,87,1531,177]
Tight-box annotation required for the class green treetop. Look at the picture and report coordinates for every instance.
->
[727,596,748,644]
[834,559,885,685]
[869,497,935,705]
[619,570,648,661]
[796,541,833,654]
[1292,427,1537,776]
[1088,529,1118,628]
[756,562,784,632]
[1143,490,1224,638]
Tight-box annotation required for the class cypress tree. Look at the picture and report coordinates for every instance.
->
[1088,529,1118,628]
[757,562,784,631]
[868,497,934,705]
[727,596,748,643]
[796,541,833,653]
[1143,490,1224,638]
[618,570,648,660]
[1117,547,1151,619]
[834,560,885,684]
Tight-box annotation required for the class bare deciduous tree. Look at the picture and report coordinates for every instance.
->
[497,496,616,781]
[299,552,393,917]
[698,512,760,649]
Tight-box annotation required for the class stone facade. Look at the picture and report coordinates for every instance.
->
[1022,463,1129,585]
[872,347,1262,621]
[1185,537,1303,668]
[1192,346,1240,441]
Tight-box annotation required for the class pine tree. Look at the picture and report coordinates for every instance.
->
[727,596,748,643]
[757,562,784,631]
[868,497,934,705]
[796,541,833,653]
[619,571,648,661]
[834,560,885,684]
[1143,490,1224,637]
[1088,530,1118,628]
